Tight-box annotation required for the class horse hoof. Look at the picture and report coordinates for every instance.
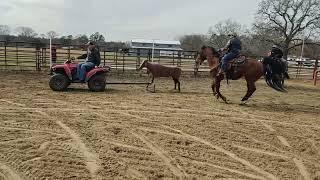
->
[240,100,250,105]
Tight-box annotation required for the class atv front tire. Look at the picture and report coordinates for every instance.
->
[49,74,70,91]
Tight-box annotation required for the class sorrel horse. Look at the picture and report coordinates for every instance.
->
[195,46,284,104]
[138,60,181,92]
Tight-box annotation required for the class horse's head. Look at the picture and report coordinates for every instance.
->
[195,46,207,66]
[138,60,148,71]
[195,46,219,69]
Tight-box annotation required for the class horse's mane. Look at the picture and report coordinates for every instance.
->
[201,45,220,57]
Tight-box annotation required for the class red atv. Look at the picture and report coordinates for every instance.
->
[49,59,110,92]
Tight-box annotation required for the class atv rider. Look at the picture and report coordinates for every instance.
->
[77,41,101,82]
[217,33,242,76]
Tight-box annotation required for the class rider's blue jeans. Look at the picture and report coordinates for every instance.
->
[221,51,240,72]
[77,62,95,81]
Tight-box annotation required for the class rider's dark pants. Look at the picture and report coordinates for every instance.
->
[221,50,240,72]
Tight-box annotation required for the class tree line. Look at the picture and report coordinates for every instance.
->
[179,0,320,59]
[0,26,127,50]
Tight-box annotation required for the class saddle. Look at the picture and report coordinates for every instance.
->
[226,55,247,80]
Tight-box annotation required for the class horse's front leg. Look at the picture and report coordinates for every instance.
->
[215,74,227,103]
[210,68,218,97]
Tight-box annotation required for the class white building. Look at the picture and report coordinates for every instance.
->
[130,39,183,57]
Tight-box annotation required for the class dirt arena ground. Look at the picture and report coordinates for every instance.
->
[0,71,319,180]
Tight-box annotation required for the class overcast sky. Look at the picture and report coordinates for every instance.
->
[0,0,260,41]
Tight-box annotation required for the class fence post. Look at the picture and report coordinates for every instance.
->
[296,61,302,78]
[43,48,47,67]
[122,52,125,73]
[313,59,319,79]
[36,47,40,71]
[172,51,175,65]
[4,43,7,68]
[68,45,71,60]
[115,50,118,70]
[137,49,141,69]
[148,49,151,61]
[178,51,182,67]
[16,43,18,66]
[194,52,198,78]
[103,51,106,67]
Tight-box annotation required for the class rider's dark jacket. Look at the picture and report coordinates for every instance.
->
[226,37,242,53]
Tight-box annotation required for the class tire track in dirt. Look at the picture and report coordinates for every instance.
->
[102,139,151,152]
[261,122,311,180]
[307,139,320,157]
[161,125,278,180]
[56,121,101,179]
[232,145,290,159]
[25,106,320,130]
[131,132,188,179]
[44,99,317,179]
[293,158,312,180]
[113,110,279,179]
[0,135,46,144]
[6,104,320,130]
[276,136,292,147]
[136,127,277,180]
[117,159,147,179]
[35,110,102,179]
[0,99,26,107]
[0,126,66,136]
[0,161,23,180]
[190,159,267,180]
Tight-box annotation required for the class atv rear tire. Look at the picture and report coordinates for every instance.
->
[49,74,70,91]
[88,74,106,92]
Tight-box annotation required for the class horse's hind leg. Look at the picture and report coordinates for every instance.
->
[241,80,256,103]
[177,79,181,92]
[211,79,217,96]
[173,78,177,90]
[173,78,181,92]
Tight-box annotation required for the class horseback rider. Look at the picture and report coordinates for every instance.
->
[217,33,242,76]
[263,45,288,80]
[76,41,101,82]
[269,45,284,60]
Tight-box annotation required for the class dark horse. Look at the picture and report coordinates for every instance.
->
[195,46,284,104]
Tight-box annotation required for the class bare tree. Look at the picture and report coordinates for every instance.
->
[0,25,10,35]
[46,31,59,39]
[255,0,320,58]
[15,26,38,38]
[179,34,207,50]
[89,32,105,44]
[207,19,245,48]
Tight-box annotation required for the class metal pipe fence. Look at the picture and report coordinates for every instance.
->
[0,41,319,79]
